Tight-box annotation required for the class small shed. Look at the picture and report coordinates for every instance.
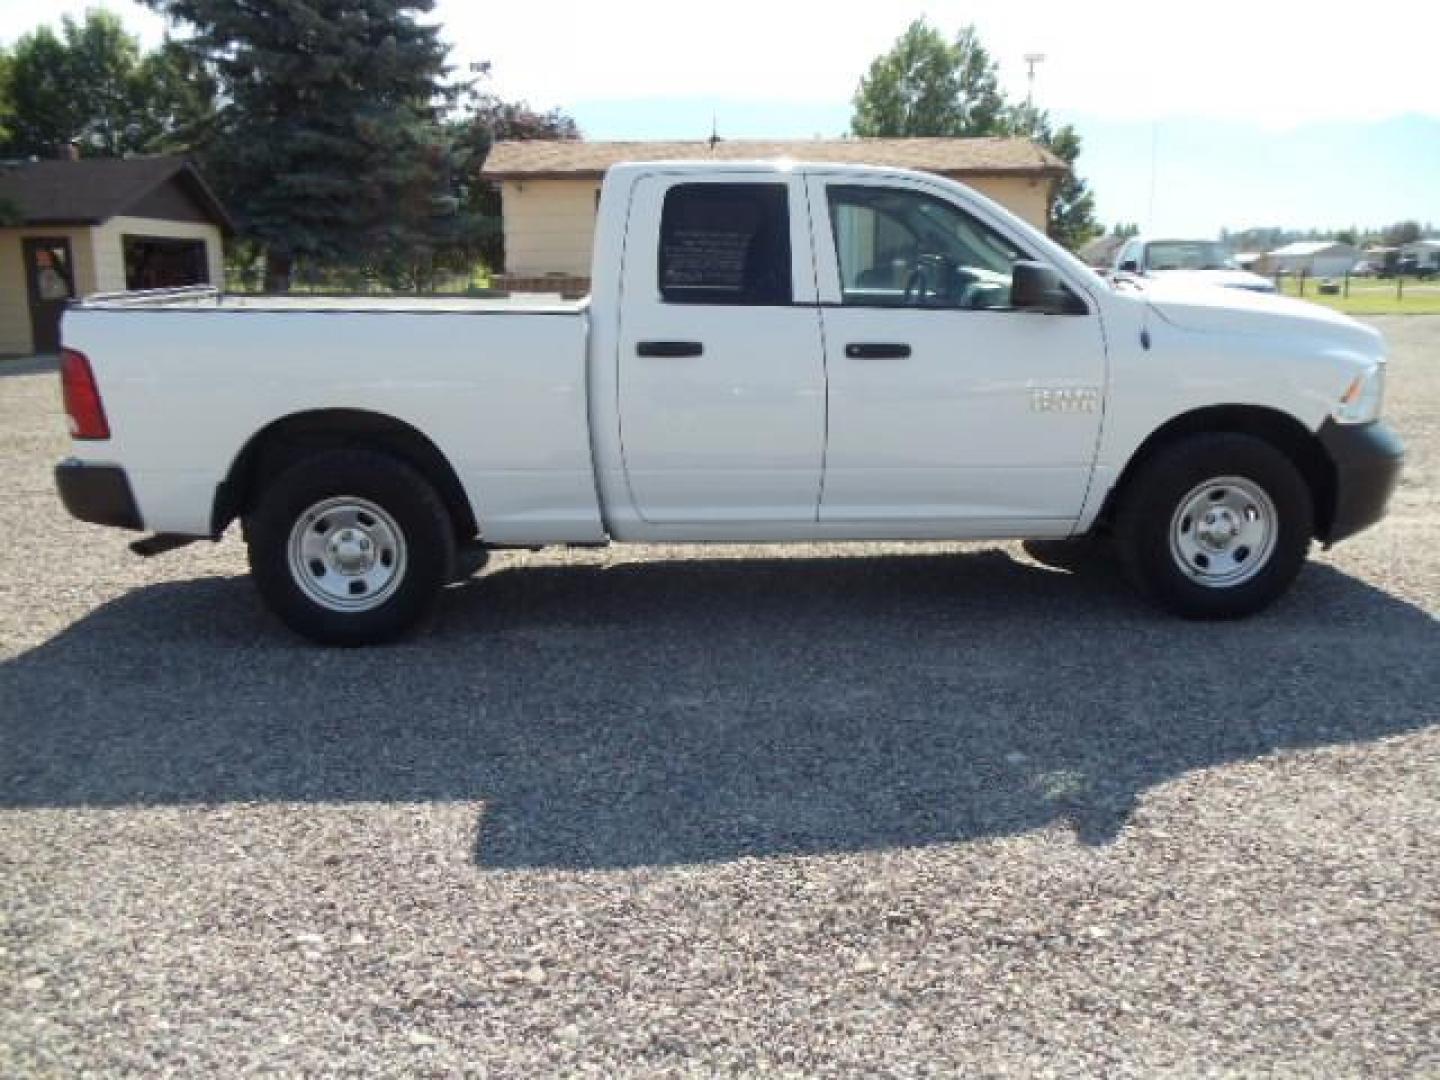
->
[0,156,234,355]
[480,137,1069,293]
[1261,240,1359,278]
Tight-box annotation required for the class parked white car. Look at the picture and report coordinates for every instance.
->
[1115,237,1278,293]
[56,161,1401,644]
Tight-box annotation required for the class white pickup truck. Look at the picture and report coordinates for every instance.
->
[55,160,1402,644]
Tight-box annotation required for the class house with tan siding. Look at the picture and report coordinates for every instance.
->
[0,156,232,355]
[480,137,1068,294]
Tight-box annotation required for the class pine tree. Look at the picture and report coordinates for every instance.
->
[145,0,458,290]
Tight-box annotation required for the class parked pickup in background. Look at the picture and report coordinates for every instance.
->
[56,161,1403,644]
[1114,237,1278,293]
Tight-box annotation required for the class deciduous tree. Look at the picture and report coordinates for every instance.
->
[1382,220,1421,246]
[852,20,1004,138]
[0,49,13,149]
[0,13,211,158]
[851,20,1100,250]
[3,24,79,156]
[442,95,581,273]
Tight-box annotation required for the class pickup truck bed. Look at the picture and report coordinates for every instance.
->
[63,287,605,545]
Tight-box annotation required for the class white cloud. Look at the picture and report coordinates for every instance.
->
[0,0,167,47]
[437,0,1440,127]
[5,0,1437,127]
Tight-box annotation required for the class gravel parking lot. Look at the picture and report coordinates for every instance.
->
[2,318,1437,1076]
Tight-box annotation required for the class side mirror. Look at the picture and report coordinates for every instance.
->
[1119,259,1139,274]
[1012,261,1083,314]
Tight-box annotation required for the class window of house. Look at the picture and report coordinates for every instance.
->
[658,183,791,305]
[826,185,1029,309]
[123,236,209,290]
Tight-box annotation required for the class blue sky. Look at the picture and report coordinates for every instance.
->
[5,0,1438,237]
[566,102,1440,237]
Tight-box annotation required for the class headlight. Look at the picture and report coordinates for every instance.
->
[1334,364,1385,424]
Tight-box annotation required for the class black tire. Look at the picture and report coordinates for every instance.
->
[1115,432,1313,619]
[245,449,456,646]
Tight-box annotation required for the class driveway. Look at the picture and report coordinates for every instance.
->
[2,321,1437,1075]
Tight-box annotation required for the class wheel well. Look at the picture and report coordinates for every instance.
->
[1101,405,1336,537]
[213,410,479,542]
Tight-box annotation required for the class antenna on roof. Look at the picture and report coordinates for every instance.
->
[708,114,721,151]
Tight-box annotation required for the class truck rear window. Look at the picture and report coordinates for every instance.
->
[658,183,791,305]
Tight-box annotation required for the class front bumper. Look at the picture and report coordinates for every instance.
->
[55,461,143,531]
[1317,420,1404,545]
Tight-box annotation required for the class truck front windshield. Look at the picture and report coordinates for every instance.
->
[1145,241,1236,272]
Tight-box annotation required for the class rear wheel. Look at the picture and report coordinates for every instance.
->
[1116,433,1313,619]
[246,449,455,645]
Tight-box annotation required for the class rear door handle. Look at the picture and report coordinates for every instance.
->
[636,340,703,357]
[845,342,911,359]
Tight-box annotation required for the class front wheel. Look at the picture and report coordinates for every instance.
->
[1116,433,1313,619]
[246,449,456,645]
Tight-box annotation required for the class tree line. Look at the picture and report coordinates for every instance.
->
[0,3,577,291]
[1100,221,1436,249]
[1220,222,1436,251]
[2,6,1101,290]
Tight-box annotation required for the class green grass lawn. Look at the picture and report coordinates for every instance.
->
[1276,276,1440,315]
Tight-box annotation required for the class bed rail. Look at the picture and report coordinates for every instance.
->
[72,285,222,308]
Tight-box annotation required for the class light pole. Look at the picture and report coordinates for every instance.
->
[1023,53,1046,108]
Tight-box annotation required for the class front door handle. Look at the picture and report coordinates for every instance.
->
[637,340,703,357]
[845,342,911,359]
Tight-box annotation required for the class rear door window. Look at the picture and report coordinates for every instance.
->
[658,182,792,305]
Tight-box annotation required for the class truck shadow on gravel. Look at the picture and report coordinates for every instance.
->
[2,546,1436,869]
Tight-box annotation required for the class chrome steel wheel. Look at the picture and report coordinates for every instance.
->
[1168,476,1277,588]
[286,496,408,613]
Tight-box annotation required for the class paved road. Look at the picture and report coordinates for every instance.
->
[2,320,1437,1075]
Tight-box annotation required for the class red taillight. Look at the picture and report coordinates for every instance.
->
[60,348,110,440]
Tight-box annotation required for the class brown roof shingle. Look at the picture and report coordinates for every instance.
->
[0,156,234,233]
[481,136,1068,180]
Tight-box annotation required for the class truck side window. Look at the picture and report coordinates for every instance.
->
[658,183,792,305]
[828,185,1029,310]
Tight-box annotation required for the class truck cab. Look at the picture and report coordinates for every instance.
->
[591,163,1107,538]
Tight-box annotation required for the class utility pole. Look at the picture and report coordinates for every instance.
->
[1147,121,1160,231]
[1023,53,1046,108]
